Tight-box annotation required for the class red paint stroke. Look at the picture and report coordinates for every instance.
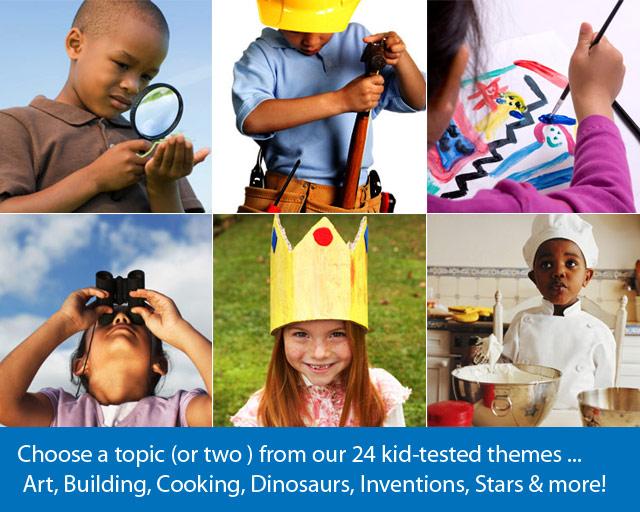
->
[428,102,489,183]
[467,77,508,112]
[514,60,568,89]
[313,227,333,246]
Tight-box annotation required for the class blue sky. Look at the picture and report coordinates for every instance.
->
[0,215,212,395]
[0,0,212,211]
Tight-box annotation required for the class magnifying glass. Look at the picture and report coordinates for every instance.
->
[130,83,183,156]
[111,83,183,201]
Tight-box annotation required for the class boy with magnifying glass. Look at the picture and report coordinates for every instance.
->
[0,0,209,213]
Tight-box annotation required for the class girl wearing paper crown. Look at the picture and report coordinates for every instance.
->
[231,215,410,426]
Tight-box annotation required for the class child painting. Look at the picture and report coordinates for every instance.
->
[427,0,634,213]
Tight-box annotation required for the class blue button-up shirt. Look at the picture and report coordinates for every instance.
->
[232,23,421,186]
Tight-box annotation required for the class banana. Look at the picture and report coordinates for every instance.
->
[449,306,493,323]
[452,311,480,323]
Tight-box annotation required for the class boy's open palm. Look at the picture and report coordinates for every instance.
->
[144,135,210,185]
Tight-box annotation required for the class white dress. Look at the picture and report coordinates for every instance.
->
[502,299,615,409]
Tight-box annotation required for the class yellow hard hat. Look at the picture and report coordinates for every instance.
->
[257,0,361,33]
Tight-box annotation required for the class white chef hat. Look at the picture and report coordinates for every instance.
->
[523,214,598,269]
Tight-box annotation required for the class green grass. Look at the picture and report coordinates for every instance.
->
[213,215,426,426]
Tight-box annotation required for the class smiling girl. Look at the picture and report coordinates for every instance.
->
[231,216,410,427]
[0,285,212,427]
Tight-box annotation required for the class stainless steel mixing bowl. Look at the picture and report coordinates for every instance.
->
[451,363,562,427]
[578,388,640,427]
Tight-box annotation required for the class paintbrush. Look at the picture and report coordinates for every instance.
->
[612,101,640,143]
[549,0,624,117]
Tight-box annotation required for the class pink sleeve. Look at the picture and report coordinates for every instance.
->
[39,387,61,426]
[179,388,208,427]
[428,115,635,213]
[230,390,262,427]
[369,368,411,413]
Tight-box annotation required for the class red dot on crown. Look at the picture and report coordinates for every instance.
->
[313,227,333,246]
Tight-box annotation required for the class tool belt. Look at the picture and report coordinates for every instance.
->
[238,171,382,213]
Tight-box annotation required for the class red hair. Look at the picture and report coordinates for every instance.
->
[257,322,385,426]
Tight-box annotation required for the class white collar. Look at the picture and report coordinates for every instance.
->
[540,298,582,316]
[99,401,138,427]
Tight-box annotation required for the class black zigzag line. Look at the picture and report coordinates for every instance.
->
[441,75,548,199]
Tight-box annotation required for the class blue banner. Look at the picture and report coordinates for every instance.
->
[0,428,636,510]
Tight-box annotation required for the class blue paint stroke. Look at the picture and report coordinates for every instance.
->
[508,152,573,182]
[526,166,574,190]
[436,121,476,170]
[271,228,277,252]
[539,114,577,125]
[427,178,441,195]
[461,65,517,87]
[491,141,543,178]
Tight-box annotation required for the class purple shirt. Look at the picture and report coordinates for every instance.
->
[428,115,635,213]
[40,388,205,427]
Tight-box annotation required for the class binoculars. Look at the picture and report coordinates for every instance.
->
[95,270,146,325]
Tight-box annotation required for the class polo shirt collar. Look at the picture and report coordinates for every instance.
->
[259,27,338,60]
[29,95,131,128]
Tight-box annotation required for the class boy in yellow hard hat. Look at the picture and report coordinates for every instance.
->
[233,0,425,213]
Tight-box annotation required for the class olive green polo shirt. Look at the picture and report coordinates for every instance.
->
[0,96,203,212]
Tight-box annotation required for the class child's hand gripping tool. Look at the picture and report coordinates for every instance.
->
[341,41,388,209]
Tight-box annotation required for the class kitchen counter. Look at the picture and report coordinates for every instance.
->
[428,319,495,334]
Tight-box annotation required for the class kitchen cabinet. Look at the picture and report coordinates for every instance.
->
[427,330,454,404]
[618,333,640,388]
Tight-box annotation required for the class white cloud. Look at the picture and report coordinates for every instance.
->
[99,218,174,266]
[184,216,213,244]
[0,314,77,393]
[0,216,98,299]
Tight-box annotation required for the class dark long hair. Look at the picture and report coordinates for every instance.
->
[427,0,482,101]
[70,325,167,396]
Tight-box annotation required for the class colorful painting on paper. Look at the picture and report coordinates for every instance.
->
[428,34,578,199]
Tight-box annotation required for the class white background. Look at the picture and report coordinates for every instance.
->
[212,0,427,212]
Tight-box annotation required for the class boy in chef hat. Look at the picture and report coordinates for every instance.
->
[502,214,615,409]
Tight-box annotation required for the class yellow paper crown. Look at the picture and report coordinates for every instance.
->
[270,215,368,333]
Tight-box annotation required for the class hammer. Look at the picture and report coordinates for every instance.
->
[340,41,387,209]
